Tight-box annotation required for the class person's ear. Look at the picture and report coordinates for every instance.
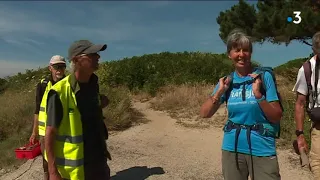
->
[73,56,81,63]
[227,51,231,59]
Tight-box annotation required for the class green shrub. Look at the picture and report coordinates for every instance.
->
[99,84,146,130]
[274,57,308,81]
[99,51,260,95]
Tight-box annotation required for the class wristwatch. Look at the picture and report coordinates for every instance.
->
[256,95,266,103]
[295,130,304,137]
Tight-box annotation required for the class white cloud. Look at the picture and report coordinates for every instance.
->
[2,38,46,55]
[0,4,144,45]
[0,1,223,69]
[153,38,171,44]
[24,38,45,46]
[144,1,173,8]
[0,2,217,46]
[0,60,45,78]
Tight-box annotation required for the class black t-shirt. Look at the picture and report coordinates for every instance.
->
[34,77,57,115]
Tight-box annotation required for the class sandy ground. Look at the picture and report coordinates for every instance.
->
[0,101,314,180]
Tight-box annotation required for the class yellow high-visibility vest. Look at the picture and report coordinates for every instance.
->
[38,78,52,137]
[43,75,85,180]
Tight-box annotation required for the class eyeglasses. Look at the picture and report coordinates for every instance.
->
[52,64,66,70]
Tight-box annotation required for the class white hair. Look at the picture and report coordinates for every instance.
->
[226,29,253,54]
[312,31,320,54]
[70,61,76,72]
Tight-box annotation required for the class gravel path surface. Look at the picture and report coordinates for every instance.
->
[0,101,314,180]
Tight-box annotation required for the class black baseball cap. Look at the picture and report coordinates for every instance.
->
[68,40,107,60]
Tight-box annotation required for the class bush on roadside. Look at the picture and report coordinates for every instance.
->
[0,51,312,170]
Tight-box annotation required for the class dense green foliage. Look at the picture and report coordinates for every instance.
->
[217,0,320,46]
[216,0,257,44]
[274,53,314,81]
[3,67,50,92]
[0,78,7,93]
[96,51,260,95]
[3,52,260,95]
[274,57,308,81]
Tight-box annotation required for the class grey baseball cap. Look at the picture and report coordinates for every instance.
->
[68,40,107,60]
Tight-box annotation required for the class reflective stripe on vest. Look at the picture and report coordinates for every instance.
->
[38,79,52,136]
[56,134,83,143]
[56,157,84,166]
[43,75,85,180]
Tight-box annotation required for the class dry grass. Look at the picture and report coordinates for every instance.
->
[131,90,153,103]
[149,83,228,128]
[148,77,311,148]
[0,89,35,169]
[0,85,147,170]
[100,86,149,131]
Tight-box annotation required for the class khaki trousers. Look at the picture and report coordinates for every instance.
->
[222,150,281,180]
[310,123,320,180]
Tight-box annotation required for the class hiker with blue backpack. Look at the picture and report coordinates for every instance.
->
[200,29,283,180]
[293,31,320,179]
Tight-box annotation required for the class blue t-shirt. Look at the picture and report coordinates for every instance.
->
[212,70,279,156]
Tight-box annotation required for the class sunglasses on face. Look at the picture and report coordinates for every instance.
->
[52,64,66,70]
[78,53,100,58]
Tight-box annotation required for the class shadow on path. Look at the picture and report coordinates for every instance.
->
[111,166,165,180]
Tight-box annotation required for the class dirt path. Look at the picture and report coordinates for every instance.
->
[0,101,314,180]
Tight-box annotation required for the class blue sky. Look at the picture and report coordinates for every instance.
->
[0,1,311,77]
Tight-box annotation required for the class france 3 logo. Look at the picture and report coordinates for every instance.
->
[287,11,301,24]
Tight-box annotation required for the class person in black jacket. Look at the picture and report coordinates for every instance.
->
[45,40,111,180]
[29,55,66,180]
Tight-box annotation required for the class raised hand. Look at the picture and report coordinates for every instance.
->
[216,76,232,95]
[248,73,263,98]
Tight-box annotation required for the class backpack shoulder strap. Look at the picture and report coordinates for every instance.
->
[41,77,49,85]
[255,67,284,111]
[225,72,234,103]
[255,67,282,137]
[305,56,320,109]
[254,67,274,90]
[303,60,312,88]
[302,58,314,110]
[39,77,50,98]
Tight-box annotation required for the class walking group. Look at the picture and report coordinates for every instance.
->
[29,40,110,180]
[28,29,320,180]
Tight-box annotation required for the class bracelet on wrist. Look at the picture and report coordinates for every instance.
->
[256,95,265,103]
[210,96,220,105]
